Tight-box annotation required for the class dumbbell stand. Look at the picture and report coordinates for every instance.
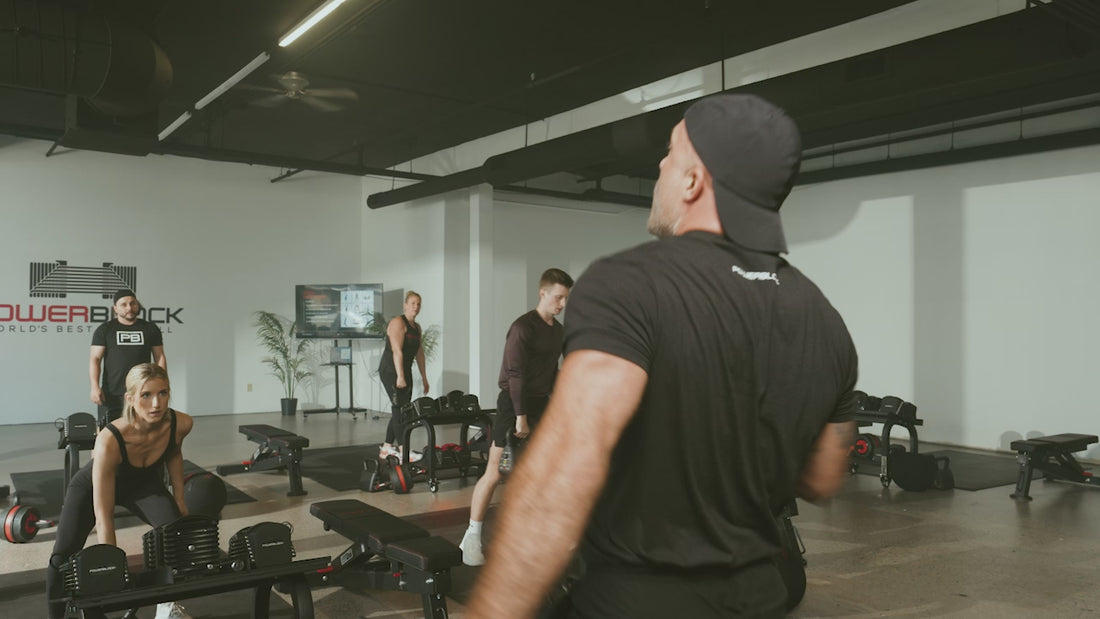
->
[56,556,329,619]
[852,410,924,488]
[400,412,493,493]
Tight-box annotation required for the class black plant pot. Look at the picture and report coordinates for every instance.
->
[280,398,298,416]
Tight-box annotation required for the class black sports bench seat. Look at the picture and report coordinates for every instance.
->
[309,499,461,617]
[1010,433,1099,500]
[216,424,310,496]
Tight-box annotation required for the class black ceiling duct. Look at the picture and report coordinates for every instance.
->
[366,106,681,209]
[0,0,171,115]
[368,5,1100,208]
[0,0,171,154]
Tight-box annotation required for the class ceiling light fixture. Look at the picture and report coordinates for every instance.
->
[279,0,347,47]
[157,51,272,142]
[157,111,191,142]
[195,52,271,110]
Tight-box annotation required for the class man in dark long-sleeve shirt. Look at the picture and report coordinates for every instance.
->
[460,268,574,566]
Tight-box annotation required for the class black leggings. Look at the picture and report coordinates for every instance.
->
[47,462,180,619]
[380,371,412,445]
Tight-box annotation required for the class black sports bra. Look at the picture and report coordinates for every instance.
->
[104,409,177,471]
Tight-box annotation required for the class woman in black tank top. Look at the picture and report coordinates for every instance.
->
[46,363,195,619]
[377,290,430,461]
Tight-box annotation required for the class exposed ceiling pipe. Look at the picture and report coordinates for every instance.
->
[366,106,680,209]
[155,143,439,181]
[367,7,1100,209]
[0,0,171,117]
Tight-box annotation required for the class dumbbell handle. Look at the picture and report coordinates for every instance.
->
[28,515,59,530]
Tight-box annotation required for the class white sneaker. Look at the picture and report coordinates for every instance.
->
[380,444,424,463]
[460,529,485,566]
[154,602,193,619]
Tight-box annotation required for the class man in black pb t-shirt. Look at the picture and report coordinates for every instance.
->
[467,95,858,618]
[459,267,574,566]
[89,289,167,428]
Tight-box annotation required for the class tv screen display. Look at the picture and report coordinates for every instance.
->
[295,284,384,339]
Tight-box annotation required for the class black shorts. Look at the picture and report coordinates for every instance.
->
[569,560,786,619]
[492,389,549,447]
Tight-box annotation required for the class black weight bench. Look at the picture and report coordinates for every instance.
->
[216,425,309,496]
[1010,433,1099,500]
[309,499,461,618]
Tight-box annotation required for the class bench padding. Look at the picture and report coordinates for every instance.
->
[239,424,310,449]
[1011,433,1097,454]
[311,500,428,552]
[387,536,462,572]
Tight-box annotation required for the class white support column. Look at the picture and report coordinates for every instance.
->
[441,192,472,394]
[468,183,495,400]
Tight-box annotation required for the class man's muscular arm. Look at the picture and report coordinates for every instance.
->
[798,421,855,502]
[466,350,647,618]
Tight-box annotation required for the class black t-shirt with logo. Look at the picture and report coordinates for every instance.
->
[91,318,164,396]
[563,231,858,571]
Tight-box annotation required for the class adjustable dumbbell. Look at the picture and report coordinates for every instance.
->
[852,433,881,459]
[4,504,58,543]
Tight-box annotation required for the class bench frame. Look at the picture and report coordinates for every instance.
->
[216,425,309,496]
[309,499,460,619]
[1010,433,1099,500]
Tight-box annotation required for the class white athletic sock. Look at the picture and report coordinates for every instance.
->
[467,520,483,534]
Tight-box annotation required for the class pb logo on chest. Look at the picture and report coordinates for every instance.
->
[116,331,145,345]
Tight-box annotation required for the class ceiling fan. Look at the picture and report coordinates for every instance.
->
[237,71,359,112]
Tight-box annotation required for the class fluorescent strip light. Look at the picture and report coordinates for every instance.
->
[279,0,347,47]
[157,111,192,142]
[195,51,271,110]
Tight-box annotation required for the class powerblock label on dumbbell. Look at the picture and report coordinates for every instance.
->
[89,566,118,574]
[340,548,354,565]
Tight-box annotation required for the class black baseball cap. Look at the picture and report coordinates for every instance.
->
[113,289,137,304]
[683,94,801,254]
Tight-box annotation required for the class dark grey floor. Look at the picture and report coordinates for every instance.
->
[3,411,1100,617]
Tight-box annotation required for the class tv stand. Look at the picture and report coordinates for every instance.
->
[306,340,367,418]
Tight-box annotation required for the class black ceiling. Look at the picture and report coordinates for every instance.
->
[2,0,1100,204]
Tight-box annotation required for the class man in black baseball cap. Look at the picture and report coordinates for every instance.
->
[648,93,801,252]
[90,289,168,428]
[468,93,858,618]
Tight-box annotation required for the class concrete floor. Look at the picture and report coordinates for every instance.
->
[3,410,1100,618]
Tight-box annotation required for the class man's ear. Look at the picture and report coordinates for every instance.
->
[683,165,706,203]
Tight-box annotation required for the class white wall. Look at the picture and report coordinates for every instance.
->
[358,180,652,405]
[0,137,361,424]
[783,144,1100,457]
[483,195,651,398]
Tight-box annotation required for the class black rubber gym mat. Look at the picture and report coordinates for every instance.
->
[924,449,1039,491]
[853,449,1044,491]
[299,444,487,491]
[298,444,378,491]
[8,460,255,520]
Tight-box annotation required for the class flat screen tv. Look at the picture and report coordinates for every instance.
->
[294,283,384,339]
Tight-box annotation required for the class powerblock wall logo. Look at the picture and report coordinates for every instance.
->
[1,261,184,335]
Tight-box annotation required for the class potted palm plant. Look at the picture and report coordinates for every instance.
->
[254,310,312,415]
